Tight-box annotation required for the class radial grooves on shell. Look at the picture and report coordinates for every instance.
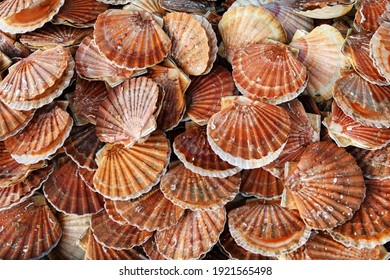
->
[104,198,128,225]
[0,101,34,141]
[355,0,388,32]
[370,23,390,81]
[0,0,35,18]
[351,147,390,180]
[240,168,284,199]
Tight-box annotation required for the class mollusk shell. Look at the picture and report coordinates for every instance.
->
[350,146,390,180]
[354,0,389,33]
[370,22,390,82]
[0,100,34,141]
[290,0,356,19]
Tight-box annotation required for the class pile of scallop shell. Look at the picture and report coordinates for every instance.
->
[1,0,390,260]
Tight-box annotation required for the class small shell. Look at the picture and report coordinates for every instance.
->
[0,51,12,72]
[160,162,241,210]
[354,0,388,33]
[154,208,226,260]
[0,100,34,141]
[228,199,311,256]
[370,22,390,82]
[350,146,390,180]
[96,0,131,4]
[123,0,166,19]
[207,96,290,169]
[0,194,62,260]
[291,0,356,19]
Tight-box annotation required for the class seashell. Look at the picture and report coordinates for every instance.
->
[207,96,290,169]
[142,236,168,260]
[90,209,153,250]
[123,0,165,19]
[93,130,170,200]
[160,162,241,210]
[96,0,131,4]
[0,51,12,72]
[53,0,108,28]
[0,0,35,18]
[370,22,390,82]
[161,58,191,93]
[323,102,390,150]
[94,9,171,70]
[218,5,287,63]
[114,187,185,231]
[330,178,390,249]
[228,199,311,256]
[66,77,108,126]
[63,123,104,171]
[163,12,210,76]
[4,101,73,164]
[78,168,96,192]
[104,198,128,225]
[173,125,241,178]
[0,194,62,259]
[43,157,104,216]
[333,71,390,128]
[154,207,226,260]
[283,141,366,230]
[289,0,356,19]
[342,30,389,86]
[159,0,215,13]
[289,24,349,101]
[349,146,390,180]
[240,168,284,200]
[0,100,34,141]
[0,45,74,110]
[0,31,31,58]
[0,0,65,34]
[232,40,308,105]
[0,162,54,211]
[354,0,389,33]
[185,65,235,126]
[95,77,159,147]
[49,213,90,260]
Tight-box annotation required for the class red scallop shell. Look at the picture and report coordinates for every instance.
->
[350,146,390,180]
[354,0,388,33]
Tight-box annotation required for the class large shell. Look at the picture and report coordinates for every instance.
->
[160,162,241,210]
[289,24,349,101]
[114,187,185,232]
[0,45,74,110]
[218,5,287,63]
[290,0,356,19]
[154,208,226,260]
[93,130,170,200]
[94,9,171,70]
[4,101,73,164]
[0,100,34,141]
[232,40,308,105]
[207,96,290,169]
[350,146,390,180]
[0,194,62,259]
[95,77,159,148]
[354,0,389,33]
[228,199,311,256]
[284,141,366,230]
[370,22,390,81]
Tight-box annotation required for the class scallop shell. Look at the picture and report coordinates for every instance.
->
[330,178,390,249]
[90,210,152,250]
[232,41,308,105]
[4,101,73,164]
[123,0,166,18]
[154,207,226,260]
[289,24,349,101]
[0,194,62,259]
[0,0,35,18]
[63,123,104,171]
[53,0,108,28]
[95,77,159,148]
[160,162,241,210]
[163,12,210,76]
[370,22,390,81]
[333,71,390,128]
[284,141,366,230]
[350,146,390,180]
[114,187,185,231]
[93,130,170,200]
[185,65,235,126]
[354,0,388,33]
[78,168,96,192]
[290,0,356,19]
[0,51,12,72]
[104,198,128,225]
[159,0,215,13]
[162,58,191,93]
[323,102,390,150]
[94,9,171,70]
[0,0,65,34]
[142,236,168,260]
[228,199,311,256]
[0,100,34,141]
[218,5,287,63]
[0,31,31,58]
[207,96,290,169]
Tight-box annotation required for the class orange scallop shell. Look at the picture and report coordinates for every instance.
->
[0,100,34,141]
[104,198,128,225]
[0,0,35,18]
[350,146,390,180]
[290,0,355,19]
[370,22,390,82]
[354,0,388,33]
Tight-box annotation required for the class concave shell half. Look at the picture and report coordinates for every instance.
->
[207,96,290,169]
[95,77,159,148]
[96,0,131,4]
[94,9,171,70]
[350,146,390,180]
[4,101,73,164]
[0,194,62,260]
[0,0,36,18]
[93,130,170,200]
[370,22,390,82]
[0,100,34,141]
[283,141,366,230]
[232,40,308,105]
[228,199,311,256]
[330,178,390,249]
[290,0,356,19]
[154,207,226,260]
[114,187,185,232]
[123,0,166,19]
[354,0,389,33]
[0,45,74,110]
[289,24,349,101]
[160,162,241,210]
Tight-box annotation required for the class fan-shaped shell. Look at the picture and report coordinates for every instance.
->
[93,130,170,200]
[0,100,34,141]
[0,51,11,72]
[355,0,388,33]
[94,9,171,70]
[284,141,366,230]
[228,199,311,256]
[124,0,165,18]
[370,22,390,81]
[78,168,96,192]
[154,208,226,260]
[0,0,35,18]
[95,77,159,148]
[104,198,128,225]
[207,96,290,169]
[0,194,62,259]
[290,0,356,19]
[350,146,390,180]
